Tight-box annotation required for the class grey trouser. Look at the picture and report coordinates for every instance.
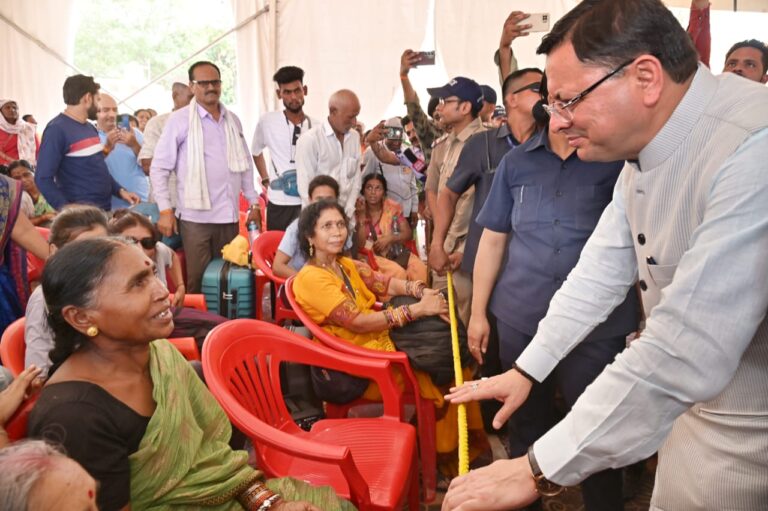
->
[178,220,239,293]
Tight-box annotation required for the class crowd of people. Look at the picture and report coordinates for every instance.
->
[1,0,768,509]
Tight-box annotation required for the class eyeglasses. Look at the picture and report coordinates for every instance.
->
[126,236,156,250]
[438,97,461,107]
[191,79,222,88]
[318,220,348,232]
[511,82,541,95]
[543,58,635,123]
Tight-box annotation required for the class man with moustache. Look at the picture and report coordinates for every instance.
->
[251,66,319,231]
[36,75,140,211]
[151,61,259,293]
[295,89,361,223]
[96,94,149,209]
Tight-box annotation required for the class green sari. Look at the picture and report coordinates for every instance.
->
[130,340,356,510]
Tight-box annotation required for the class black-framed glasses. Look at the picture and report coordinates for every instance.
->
[543,58,635,123]
[511,82,541,95]
[438,97,461,106]
[191,79,222,88]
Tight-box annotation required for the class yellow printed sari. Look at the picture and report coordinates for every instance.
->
[294,257,488,477]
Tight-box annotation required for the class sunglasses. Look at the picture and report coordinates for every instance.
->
[511,82,541,95]
[126,235,157,250]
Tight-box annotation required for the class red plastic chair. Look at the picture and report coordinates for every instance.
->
[0,317,26,377]
[1,317,199,370]
[168,293,208,312]
[4,393,40,442]
[26,227,50,283]
[167,337,201,362]
[285,277,437,502]
[251,230,299,326]
[202,319,419,510]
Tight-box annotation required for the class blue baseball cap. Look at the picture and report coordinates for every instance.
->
[427,77,484,114]
[480,85,497,105]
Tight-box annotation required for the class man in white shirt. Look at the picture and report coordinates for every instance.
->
[295,89,361,224]
[251,66,319,231]
[442,0,768,509]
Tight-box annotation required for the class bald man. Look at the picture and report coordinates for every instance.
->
[295,89,362,223]
[139,82,193,208]
[96,93,149,209]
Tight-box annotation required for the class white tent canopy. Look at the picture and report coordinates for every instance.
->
[2,0,767,138]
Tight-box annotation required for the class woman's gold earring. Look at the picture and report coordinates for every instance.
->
[86,326,99,337]
[309,244,314,257]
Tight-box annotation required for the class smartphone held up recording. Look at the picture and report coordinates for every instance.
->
[116,114,131,130]
[415,51,436,66]
[527,13,550,33]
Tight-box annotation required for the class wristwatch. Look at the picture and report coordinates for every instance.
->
[527,445,565,497]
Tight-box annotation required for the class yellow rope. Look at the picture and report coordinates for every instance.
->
[447,271,469,475]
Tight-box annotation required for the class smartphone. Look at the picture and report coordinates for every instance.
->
[527,13,551,33]
[416,51,436,66]
[386,127,403,140]
[116,114,130,130]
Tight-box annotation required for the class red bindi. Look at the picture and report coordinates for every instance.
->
[88,489,94,499]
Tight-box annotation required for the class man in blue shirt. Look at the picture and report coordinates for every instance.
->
[470,96,639,510]
[36,75,139,211]
[96,94,149,209]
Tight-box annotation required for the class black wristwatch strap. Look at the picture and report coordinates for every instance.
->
[513,363,538,384]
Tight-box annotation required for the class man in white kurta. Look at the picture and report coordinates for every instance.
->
[442,0,768,509]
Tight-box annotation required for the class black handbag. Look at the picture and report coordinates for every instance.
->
[310,366,369,404]
[388,293,472,386]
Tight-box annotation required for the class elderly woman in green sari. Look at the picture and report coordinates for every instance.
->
[28,237,355,511]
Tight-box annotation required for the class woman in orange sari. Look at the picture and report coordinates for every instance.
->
[294,200,488,480]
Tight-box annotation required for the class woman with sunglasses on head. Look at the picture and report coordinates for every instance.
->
[28,236,351,511]
[108,209,227,350]
[109,209,186,308]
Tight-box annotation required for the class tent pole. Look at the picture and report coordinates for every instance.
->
[270,0,278,111]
